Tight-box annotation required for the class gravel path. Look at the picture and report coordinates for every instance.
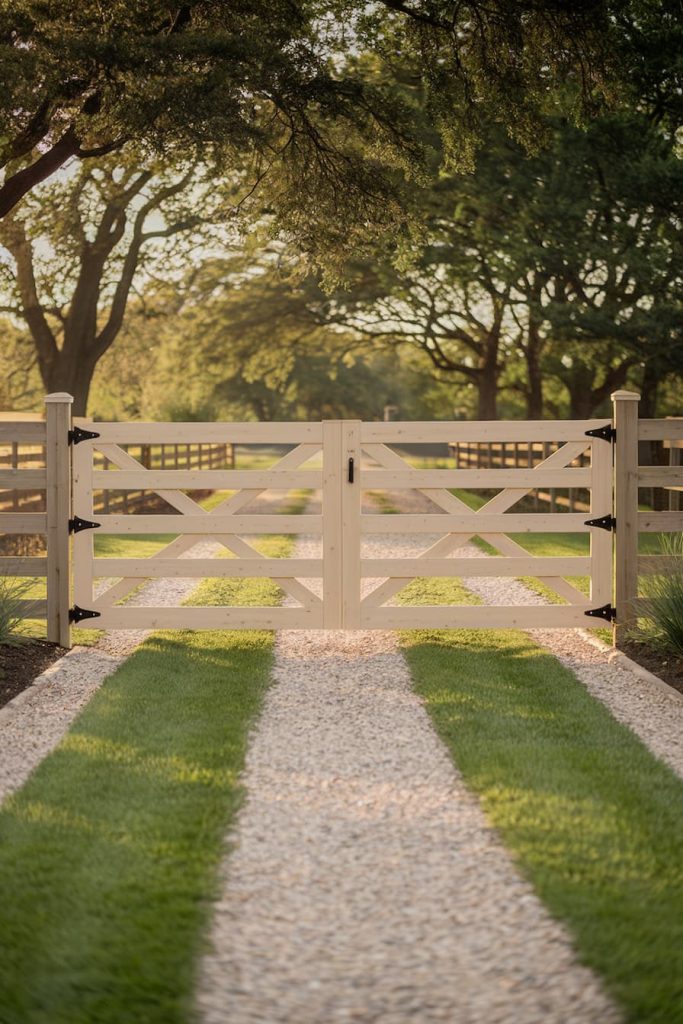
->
[198,529,619,1024]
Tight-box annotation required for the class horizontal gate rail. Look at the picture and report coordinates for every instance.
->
[361,557,592,577]
[360,513,592,533]
[360,420,610,443]
[90,514,323,534]
[91,470,322,490]
[91,558,324,578]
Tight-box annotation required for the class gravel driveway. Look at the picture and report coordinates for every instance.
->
[197,526,620,1024]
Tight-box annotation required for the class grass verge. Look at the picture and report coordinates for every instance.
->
[401,623,683,1023]
[0,508,305,1023]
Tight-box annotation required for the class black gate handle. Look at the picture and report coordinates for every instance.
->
[348,457,354,483]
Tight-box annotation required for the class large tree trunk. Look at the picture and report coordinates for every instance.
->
[475,334,500,419]
[41,353,96,416]
[524,321,544,418]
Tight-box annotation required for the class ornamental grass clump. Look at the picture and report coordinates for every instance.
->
[0,576,32,647]
[642,534,683,661]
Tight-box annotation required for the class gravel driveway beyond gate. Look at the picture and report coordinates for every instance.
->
[197,530,620,1024]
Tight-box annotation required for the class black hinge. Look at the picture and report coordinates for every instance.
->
[69,605,101,624]
[68,515,101,534]
[584,514,616,532]
[584,603,616,623]
[68,425,100,445]
[585,424,616,442]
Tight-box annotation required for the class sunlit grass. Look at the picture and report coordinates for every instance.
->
[401,621,683,1023]
[0,512,303,1023]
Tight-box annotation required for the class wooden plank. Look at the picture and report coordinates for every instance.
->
[94,514,322,535]
[637,467,683,487]
[361,513,591,534]
[0,422,46,443]
[638,511,683,532]
[361,468,592,489]
[613,391,640,636]
[91,558,323,578]
[360,557,591,578]
[638,419,683,441]
[45,394,72,647]
[91,469,322,489]
[360,420,603,444]
[90,605,324,630]
[342,420,362,627]
[322,421,343,628]
[361,604,597,629]
[0,557,48,576]
[92,422,324,444]
[589,435,613,607]
[71,431,95,611]
[0,470,47,488]
[0,513,47,533]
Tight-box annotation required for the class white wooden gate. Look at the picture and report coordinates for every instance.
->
[70,418,614,631]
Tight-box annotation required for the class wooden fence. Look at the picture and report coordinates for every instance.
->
[447,440,591,512]
[613,391,683,633]
[0,435,235,515]
[1,391,682,648]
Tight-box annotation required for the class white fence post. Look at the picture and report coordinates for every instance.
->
[612,389,640,643]
[45,393,73,647]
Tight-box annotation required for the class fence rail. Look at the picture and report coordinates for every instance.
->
[0,440,235,515]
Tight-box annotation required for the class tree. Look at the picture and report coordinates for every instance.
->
[322,98,683,420]
[0,152,237,413]
[0,1,618,225]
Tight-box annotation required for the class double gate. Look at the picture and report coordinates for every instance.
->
[70,418,613,631]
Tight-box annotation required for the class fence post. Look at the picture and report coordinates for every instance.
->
[44,393,73,648]
[612,389,640,644]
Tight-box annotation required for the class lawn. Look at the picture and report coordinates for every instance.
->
[0,500,306,1024]
[399,573,683,1024]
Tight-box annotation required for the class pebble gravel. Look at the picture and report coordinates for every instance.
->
[197,529,620,1024]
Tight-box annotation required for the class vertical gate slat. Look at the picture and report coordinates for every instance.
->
[71,426,96,613]
[322,421,343,628]
[589,435,613,609]
[341,421,362,629]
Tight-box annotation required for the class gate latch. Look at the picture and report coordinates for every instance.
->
[348,457,354,484]
[69,515,101,534]
[584,603,616,623]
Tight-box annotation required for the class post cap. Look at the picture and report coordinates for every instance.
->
[44,393,74,404]
[610,390,640,402]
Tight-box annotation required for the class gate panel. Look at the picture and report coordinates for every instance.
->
[70,417,614,632]
[355,420,613,630]
[71,422,325,630]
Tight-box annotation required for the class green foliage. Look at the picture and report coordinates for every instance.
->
[403,625,683,1022]
[0,575,31,647]
[640,535,683,660]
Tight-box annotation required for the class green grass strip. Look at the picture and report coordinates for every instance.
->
[0,526,299,1024]
[401,625,683,1024]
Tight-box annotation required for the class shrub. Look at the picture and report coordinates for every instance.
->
[642,534,683,660]
[0,576,33,647]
